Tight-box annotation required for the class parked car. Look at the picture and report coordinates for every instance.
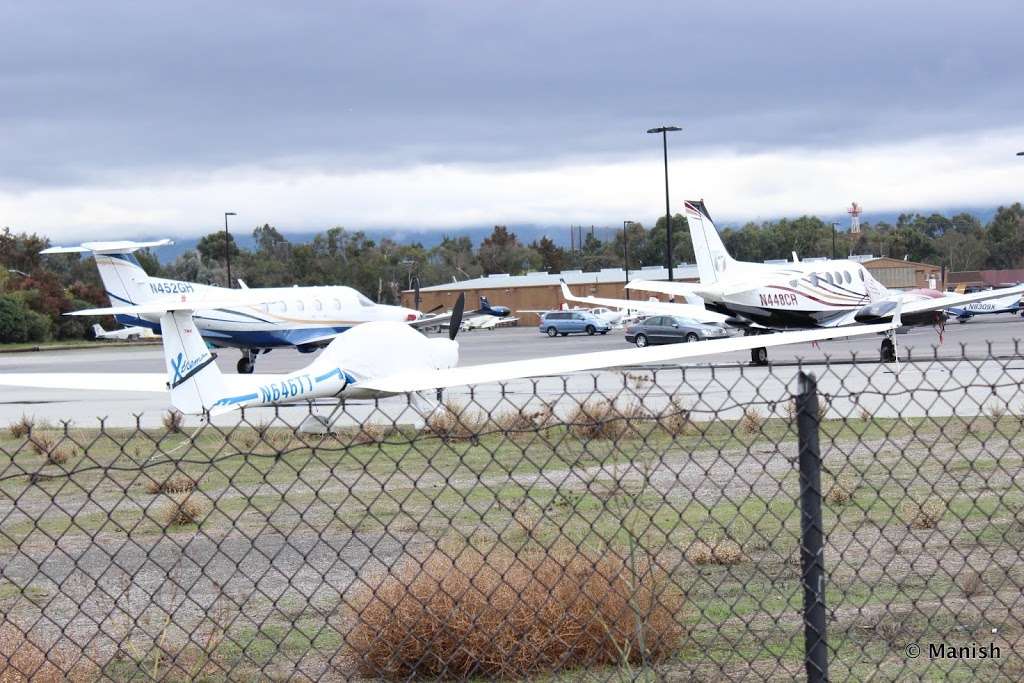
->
[624,315,729,347]
[538,310,612,337]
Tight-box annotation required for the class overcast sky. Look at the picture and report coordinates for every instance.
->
[1,1,1022,240]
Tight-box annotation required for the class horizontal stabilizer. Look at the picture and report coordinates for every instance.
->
[625,279,705,299]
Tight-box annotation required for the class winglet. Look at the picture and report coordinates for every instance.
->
[559,279,573,300]
[792,250,800,263]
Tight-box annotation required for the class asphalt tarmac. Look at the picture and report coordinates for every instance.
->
[1,315,1022,427]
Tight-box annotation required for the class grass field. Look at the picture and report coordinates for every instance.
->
[1,406,1023,681]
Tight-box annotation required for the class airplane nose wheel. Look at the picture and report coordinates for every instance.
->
[237,351,257,374]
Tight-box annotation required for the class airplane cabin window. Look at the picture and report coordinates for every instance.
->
[274,301,286,314]
[810,273,819,286]
[295,300,304,312]
[844,272,852,284]
[332,299,341,310]
[313,299,323,312]
[825,273,833,285]
[859,270,865,281]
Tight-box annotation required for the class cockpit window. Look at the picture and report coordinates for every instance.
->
[357,293,375,307]
[809,273,818,286]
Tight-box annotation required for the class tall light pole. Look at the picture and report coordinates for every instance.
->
[224,212,237,288]
[622,220,634,300]
[647,125,682,281]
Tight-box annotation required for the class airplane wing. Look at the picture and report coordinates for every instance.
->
[901,285,1024,316]
[625,279,707,300]
[0,373,169,393]
[41,239,174,255]
[358,319,898,393]
[559,280,727,324]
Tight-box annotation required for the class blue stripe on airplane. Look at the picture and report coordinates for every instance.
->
[111,315,351,348]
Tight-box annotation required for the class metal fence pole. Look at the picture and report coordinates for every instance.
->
[797,371,829,682]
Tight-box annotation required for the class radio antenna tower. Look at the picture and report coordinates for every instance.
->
[847,202,862,235]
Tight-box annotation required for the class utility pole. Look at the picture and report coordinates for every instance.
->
[224,212,237,288]
[623,220,634,301]
[646,126,682,280]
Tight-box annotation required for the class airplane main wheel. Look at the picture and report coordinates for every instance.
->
[635,334,648,348]
[751,347,768,365]
[237,357,255,374]
[585,325,596,335]
[546,327,558,337]
[880,338,896,363]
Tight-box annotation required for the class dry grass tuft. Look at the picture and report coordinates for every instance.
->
[424,402,484,440]
[825,474,859,505]
[657,398,695,436]
[161,410,184,433]
[686,535,745,566]
[739,407,766,434]
[340,422,390,446]
[27,432,58,457]
[858,406,872,422]
[902,498,945,530]
[157,494,206,527]
[7,415,35,440]
[145,474,198,495]
[345,545,684,679]
[566,401,647,440]
[46,445,77,466]
[986,401,1007,422]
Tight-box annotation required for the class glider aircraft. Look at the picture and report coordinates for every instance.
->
[0,293,902,416]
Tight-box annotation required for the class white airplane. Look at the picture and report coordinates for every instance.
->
[627,200,1024,364]
[42,240,424,373]
[421,296,519,331]
[946,287,1023,323]
[92,323,156,341]
[0,293,902,415]
[558,280,734,328]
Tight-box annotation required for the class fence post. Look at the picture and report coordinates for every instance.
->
[797,371,829,682]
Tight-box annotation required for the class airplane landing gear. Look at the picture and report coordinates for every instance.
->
[237,349,258,374]
[751,347,768,365]
[880,336,897,363]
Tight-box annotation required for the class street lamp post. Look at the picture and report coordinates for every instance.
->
[224,212,237,288]
[647,125,682,281]
[622,220,634,300]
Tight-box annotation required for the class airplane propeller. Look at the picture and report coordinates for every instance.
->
[449,293,465,341]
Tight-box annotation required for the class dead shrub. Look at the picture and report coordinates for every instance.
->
[161,409,184,433]
[567,401,647,440]
[903,498,945,530]
[986,401,1007,422]
[784,398,828,422]
[145,474,197,495]
[157,494,206,527]
[46,445,77,466]
[344,545,684,679]
[739,407,766,434]
[424,402,483,440]
[7,415,35,440]
[858,406,872,422]
[27,432,58,457]
[686,535,744,566]
[0,621,95,682]
[825,474,859,505]
[341,422,390,446]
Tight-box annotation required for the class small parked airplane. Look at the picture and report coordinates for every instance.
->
[945,286,1023,323]
[558,280,734,327]
[42,240,424,373]
[627,200,1024,364]
[0,293,902,415]
[92,323,156,341]
[419,296,519,331]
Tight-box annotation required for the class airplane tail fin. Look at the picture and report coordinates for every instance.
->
[684,200,737,285]
[42,240,173,307]
[159,309,225,414]
[91,324,105,338]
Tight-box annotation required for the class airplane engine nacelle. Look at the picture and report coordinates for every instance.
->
[855,301,947,326]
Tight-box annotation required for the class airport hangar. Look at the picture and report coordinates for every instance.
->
[402,256,943,326]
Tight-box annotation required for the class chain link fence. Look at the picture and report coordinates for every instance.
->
[1,353,1023,681]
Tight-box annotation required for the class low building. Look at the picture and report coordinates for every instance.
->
[401,256,943,325]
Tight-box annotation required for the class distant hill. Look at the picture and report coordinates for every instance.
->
[126,205,1005,263]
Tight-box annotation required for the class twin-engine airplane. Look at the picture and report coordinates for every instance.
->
[43,240,424,374]
[0,294,902,415]
[628,200,1024,364]
[945,287,1023,323]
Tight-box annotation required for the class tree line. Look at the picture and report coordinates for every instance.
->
[1,202,1021,342]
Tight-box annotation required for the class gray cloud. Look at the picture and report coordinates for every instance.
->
[1,0,1021,189]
